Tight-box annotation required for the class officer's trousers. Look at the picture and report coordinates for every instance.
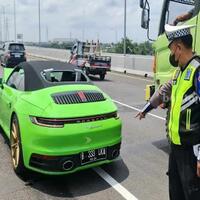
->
[168,144,200,200]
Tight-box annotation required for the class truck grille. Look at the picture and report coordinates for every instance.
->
[52,91,106,104]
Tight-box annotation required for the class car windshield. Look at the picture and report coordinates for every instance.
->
[9,44,25,51]
[41,69,88,83]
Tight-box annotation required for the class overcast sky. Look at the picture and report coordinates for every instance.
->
[0,0,164,43]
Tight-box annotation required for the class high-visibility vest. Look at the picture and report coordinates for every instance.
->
[168,57,200,146]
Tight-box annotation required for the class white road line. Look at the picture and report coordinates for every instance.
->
[110,72,153,82]
[113,100,166,121]
[94,167,138,200]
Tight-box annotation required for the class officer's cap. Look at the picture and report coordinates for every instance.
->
[165,24,196,47]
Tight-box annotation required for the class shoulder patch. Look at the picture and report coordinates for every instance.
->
[184,68,192,81]
[196,70,200,96]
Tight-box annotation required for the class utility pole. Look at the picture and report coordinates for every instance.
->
[123,0,127,70]
[0,10,2,43]
[82,29,85,42]
[38,0,41,44]
[124,0,126,56]
[115,29,118,44]
[5,17,9,42]
[97,32,99,41]
[46,26,48,42]
[82,9,85,41]
[2,6,6,42]
[69,32,72,41]
[14,0,16,42]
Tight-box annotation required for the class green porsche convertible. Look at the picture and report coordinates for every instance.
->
[0,61,122,175]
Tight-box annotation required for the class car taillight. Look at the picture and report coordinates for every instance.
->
[30,112,119,128]
[6,52,11,58]
[30,116,64,128]
[152,55,156,73]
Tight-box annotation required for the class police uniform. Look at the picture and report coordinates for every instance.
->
[141,24,200,200]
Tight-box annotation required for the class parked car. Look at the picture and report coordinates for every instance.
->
[0,42,26,67]
[0,61,122,176]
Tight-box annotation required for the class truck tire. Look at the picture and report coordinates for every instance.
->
[99,74,105,80]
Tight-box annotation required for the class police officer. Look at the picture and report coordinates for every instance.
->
[136,24,200,200]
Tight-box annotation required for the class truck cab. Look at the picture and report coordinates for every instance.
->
[140,0,200,100]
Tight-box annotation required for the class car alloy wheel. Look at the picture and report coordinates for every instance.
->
[10,115,26,177]
[10,121,20,169]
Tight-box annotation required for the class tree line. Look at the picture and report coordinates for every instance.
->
[103,38,153,55]
[26,37,153,56]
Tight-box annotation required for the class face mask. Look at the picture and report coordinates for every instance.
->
[169,53,179,67]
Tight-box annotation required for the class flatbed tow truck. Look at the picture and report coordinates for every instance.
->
[69,40,111,80]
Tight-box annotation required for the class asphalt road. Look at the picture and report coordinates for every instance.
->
[0,58,169,200]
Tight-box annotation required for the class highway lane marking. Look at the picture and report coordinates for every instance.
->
[113,100,166,121]
[109,72,153,82]
[94,167,138,200]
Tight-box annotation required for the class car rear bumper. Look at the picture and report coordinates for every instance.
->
[6,58,26,67]
[29,143,121,174]
[19,115,122,175]
[87,67,111,74]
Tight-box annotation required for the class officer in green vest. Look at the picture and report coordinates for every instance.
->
[136,24,200,200]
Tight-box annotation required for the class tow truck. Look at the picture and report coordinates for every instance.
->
[139,0,200,100]
[69,40,111,80]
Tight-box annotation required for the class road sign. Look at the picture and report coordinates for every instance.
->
[17,34,23,40]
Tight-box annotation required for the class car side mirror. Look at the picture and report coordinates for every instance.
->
[141,8,149,29]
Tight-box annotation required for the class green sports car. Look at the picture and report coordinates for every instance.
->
[0,61,122,176]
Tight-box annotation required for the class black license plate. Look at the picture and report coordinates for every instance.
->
[80,148,107,165]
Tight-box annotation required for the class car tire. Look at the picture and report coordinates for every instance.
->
[99,74,105,80]
[10,115,27,177]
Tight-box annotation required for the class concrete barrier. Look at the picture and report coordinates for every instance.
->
[26,46,154,78]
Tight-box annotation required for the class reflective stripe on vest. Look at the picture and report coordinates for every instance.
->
[168,64,197,145]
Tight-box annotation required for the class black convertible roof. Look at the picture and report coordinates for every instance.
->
[18,61,90,91]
